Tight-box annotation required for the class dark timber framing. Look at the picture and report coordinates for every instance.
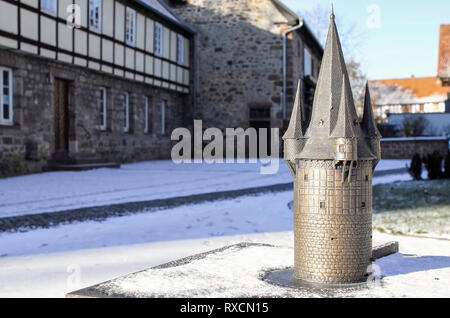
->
[0,0,191,91]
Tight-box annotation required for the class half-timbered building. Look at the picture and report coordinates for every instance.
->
[0,0,195,177]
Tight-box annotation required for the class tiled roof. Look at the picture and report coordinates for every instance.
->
[369,77,450,105]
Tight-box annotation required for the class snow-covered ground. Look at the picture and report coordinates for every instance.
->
[0,159,409,218]
[2,171,446,298]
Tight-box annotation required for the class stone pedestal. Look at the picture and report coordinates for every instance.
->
[67,242,398,298]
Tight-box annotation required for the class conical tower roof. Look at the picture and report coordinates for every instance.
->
[283,80,304,140]
[297,10,376,160]
[304,9,358,138]
[330,74,358,138]
[361,82,382,138]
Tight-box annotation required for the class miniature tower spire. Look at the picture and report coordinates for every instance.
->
[361,82,381,139]
[330,74,358,140]
[283,80,305,176]
[361,82,382,164]
[283,80,304,141]
[330,75,359,182]
[297,8,361,160]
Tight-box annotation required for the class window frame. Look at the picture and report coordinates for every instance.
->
[99,87,107,131]
[144,96,150,134]
[125,7,137,47]
[0,67,13,126]
[89,0,102,33]
[124,93,130,133]
[304,47,312,78]
[154,22,163,57]
[176,34,184,65]
[41,0,57,15]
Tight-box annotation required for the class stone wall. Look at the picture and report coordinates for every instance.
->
[0,49,191,178]
[170,0,322,132]
[381,137,449,159]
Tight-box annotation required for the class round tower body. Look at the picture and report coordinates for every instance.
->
[294,159,373,285]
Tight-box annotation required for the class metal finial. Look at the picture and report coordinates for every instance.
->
[330,3,335,19]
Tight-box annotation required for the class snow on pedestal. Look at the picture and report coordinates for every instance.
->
[64,241,450,299]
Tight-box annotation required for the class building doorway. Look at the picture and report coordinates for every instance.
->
[249,120,271,157]
[249,106,272,157]
[53,78,70,155]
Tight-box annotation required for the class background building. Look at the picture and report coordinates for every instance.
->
[0,0,323,178]
[369,24,450,123]
[370,76,450,121]
[0,0,195,177]
[168,0,323,153]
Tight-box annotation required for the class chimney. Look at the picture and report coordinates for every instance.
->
[438,25,450,78]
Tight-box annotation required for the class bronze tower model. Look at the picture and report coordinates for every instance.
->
[283,10,381,285]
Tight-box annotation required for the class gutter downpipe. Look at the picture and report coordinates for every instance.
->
[192,31,199,124]
[282,18,304,120]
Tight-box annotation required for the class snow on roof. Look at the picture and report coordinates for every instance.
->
[138,0,177,21]
[369,77,450,105]
[135,0,195,33]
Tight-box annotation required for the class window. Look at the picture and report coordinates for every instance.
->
[161,100,166,135]
[304,174,308,181]
[124,93,130,132]
[250,108,270,119]
[89,0,102,33]
[176,34,184,65]
[339,144,345,153]
[304,47,312,77]
[99,88,107,131]
[144,96,151,134]
[154,22,163,57]
[0,68,13,126]
[320,202,326,209]
[125,8,136,46]
[41,0,57,15]
[362,202,366,208]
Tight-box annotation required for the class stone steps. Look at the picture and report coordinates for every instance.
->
[45,152,121,171]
